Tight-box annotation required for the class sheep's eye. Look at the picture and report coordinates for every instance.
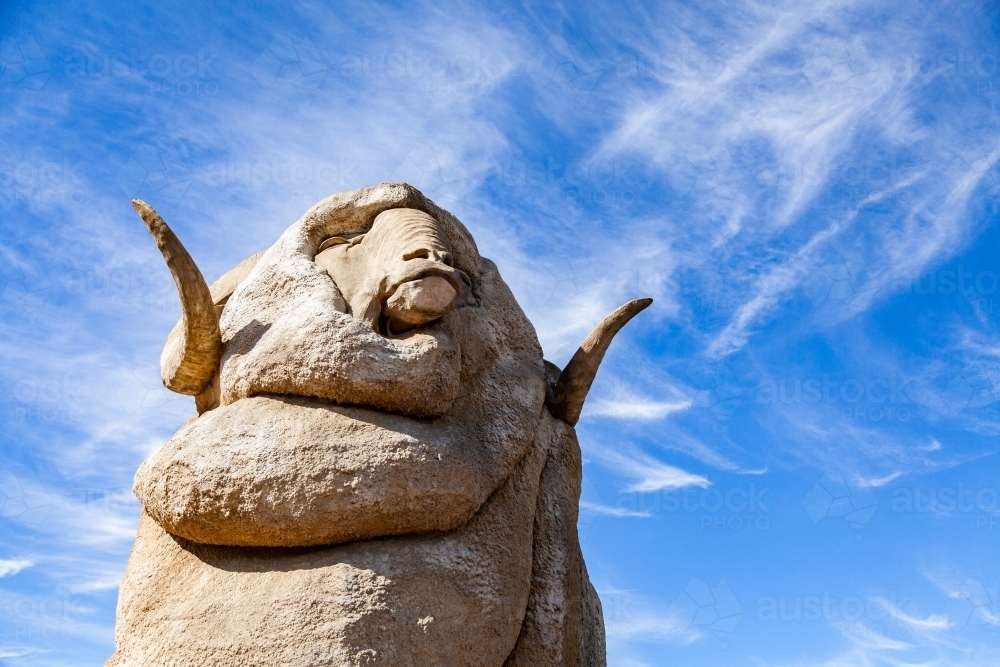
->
[319,237,350,252]
[403,249,430,261]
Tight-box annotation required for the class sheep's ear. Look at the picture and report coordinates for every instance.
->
[545,298,653,425]
[208,252,264,306]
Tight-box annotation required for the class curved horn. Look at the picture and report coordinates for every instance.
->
[546,298,653,425]
[132,199,221,396]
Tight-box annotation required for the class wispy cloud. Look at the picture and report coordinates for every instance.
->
[0,647,49,659]
[600,586,707,647]
[857,472,902,488]
[920,439,942,452]
[591,447,710,492]
[579,501,652,518]
[587,0,999,361]
[883,603,949,631]
[587,395,692,420]
[3,0,999,665]
[0,558,33,577]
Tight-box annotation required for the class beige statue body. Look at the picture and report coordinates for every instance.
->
[108,183,651,667]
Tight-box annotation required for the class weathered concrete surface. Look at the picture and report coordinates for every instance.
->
[108,183,641,666]
[505,417,606,667]
[110,417,548,667]
[134,256,545,548]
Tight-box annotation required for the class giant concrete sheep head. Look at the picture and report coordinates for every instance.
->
[130,183,650,548]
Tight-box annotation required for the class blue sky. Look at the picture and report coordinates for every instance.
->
[1,0,998,665]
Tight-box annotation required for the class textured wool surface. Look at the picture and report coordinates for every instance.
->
[113,421,548,667]
[110,184,607,666]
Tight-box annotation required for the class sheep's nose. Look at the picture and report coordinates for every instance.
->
[402,248,453,266]
[384,276,458,327]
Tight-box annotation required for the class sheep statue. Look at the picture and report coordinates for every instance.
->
[107,182,651,667]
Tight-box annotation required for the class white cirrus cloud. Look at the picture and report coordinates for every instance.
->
[590,447,710,493]
[0,558,34,578]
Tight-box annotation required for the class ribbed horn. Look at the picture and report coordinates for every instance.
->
[546,298,653,425]
[132,199,221,396]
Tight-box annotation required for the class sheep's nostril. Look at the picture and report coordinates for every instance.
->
[384,276,458,326]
